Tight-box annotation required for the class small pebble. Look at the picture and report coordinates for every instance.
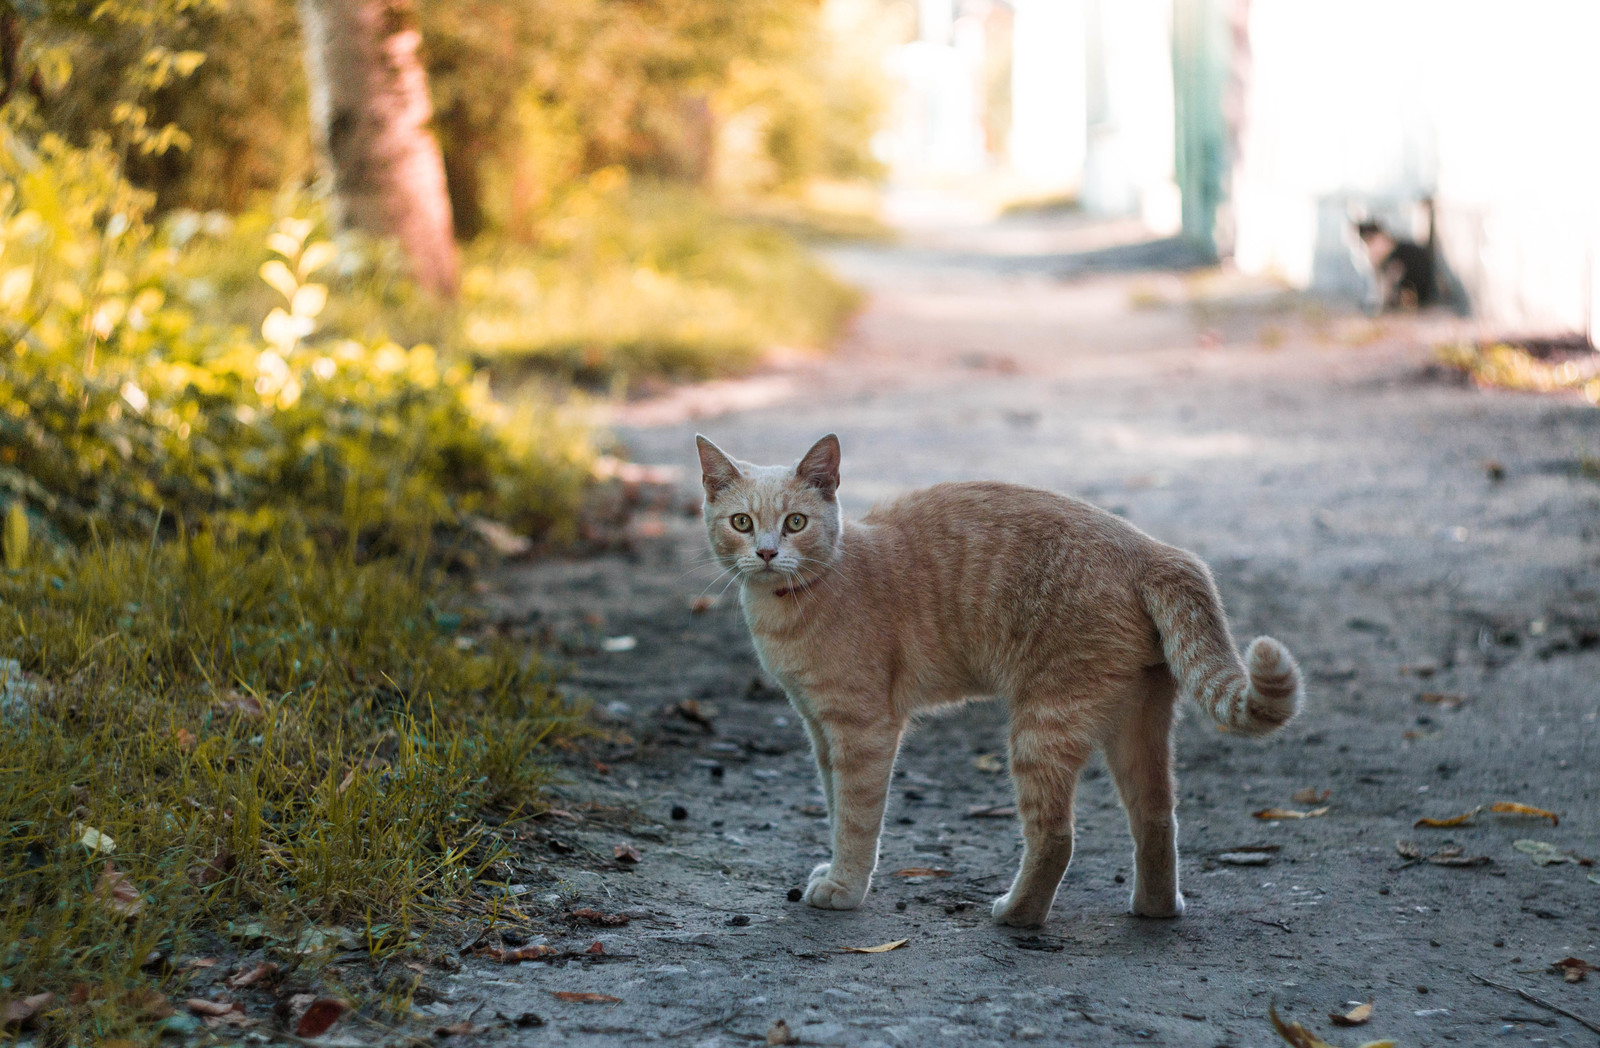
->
[895,900,908,911]
[726,914,751,927]
[1493,939,1504,947]
[1416,985,1429,994]
[787,888,803,902]
[1113,874,1125,884]
[1429,939,1440,947]
[671,805,689,821]
[710,765,725,780]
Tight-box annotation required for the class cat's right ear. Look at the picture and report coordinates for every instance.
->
[696,435,741,499]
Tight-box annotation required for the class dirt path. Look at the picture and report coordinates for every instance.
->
[471,213,1600,1047]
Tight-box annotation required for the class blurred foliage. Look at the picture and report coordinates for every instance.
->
[0,129,594,547]
[15,0,885,238]
[1437,342,1600,406]
[0,532,575,1039]
[460,175,861,387]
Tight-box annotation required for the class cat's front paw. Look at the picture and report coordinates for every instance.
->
[802,865,867,910]
[990,890,1051,928]
[1129,889,1185,919]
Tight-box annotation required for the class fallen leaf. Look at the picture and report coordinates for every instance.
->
[613,842,642,863]
[965,803,1016,818]
[1417,692,1468,709]
[1253,807,1330,820]
[891,867,953,878]
[671,699,714,731]
[175,728,197,750]
[1514,839,1574,866]
[1218,852,1274,866]
[973,753,1005,773]
[483,944,558,963]
[121,988,173,1021]
[1488,802,1558,826]
[182,957,219,970]
[215,690,264,719]
[293,998,346,1037]
[336,768,355,795]
[3,992,55,1028]
[1395,839,1424,861]
[185,998,239,1017]
[1551,957,1597,983]
[1269,1002,1337,1048]
[1329,1002,1373,1026]
[841,939,909,954]
[767,1018,796,1045]
[551,992,621,1004]
[569,908,629,927]
[225,962,276,989]
[202,1011,255,1030]
[95,862,143,916]
[1415,807,1480,828]
[584,941,606,955]
[78,825,115,854]
[1395,839,1491,867]
[1292,788,1332,805]
[1270,1002,1395,1048]
[188,848,234,887]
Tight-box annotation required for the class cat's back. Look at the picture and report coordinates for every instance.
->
[862,480,1152,556]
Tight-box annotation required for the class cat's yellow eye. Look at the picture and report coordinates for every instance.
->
[785,513,808,532]
[730,513,754,532]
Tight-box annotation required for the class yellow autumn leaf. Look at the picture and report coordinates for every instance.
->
[1329,1001,1372,1026]
[1253,806,1330,820]
[290,283,327,320]
[259,259,298,301]
[0,265,33,309]
[1488,801,1558,826]
[1415,807,1480,828]
[297,241,337,279]
[840,939,908,954]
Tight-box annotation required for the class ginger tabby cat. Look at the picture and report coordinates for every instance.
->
[697,433,1303,928]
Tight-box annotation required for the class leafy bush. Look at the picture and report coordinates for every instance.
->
[1,130,593,546]
[1437,341,1600,405]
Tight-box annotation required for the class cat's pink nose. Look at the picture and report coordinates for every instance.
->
[756,548,778,563]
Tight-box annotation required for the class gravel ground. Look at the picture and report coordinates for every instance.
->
[463,211,1600,1047]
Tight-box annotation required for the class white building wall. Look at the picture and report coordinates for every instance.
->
[1234,0,1600,337]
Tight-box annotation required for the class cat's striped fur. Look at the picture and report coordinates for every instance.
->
[698,434,1302,927]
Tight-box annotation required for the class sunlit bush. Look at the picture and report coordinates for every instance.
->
[0,130,592,547]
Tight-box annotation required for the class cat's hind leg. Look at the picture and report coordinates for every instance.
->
[803,713,903,910]
[1103,665,1184,918]
[991,701,1093,928]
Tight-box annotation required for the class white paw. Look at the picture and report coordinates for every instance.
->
[990,891,1049,928]
[803,867,866,910]
[1130,889,1185,919]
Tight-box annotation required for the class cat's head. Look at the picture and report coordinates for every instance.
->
[695,434,843,584]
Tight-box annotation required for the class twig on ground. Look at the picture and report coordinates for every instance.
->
[1470,971,1600,1037]
[1249,917,1293,933]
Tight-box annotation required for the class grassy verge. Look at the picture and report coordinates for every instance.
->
[1,530,574,1041]
[458,180,862,390]
[1437,340,1600,405]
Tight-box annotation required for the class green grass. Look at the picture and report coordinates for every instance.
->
[0,531,576,1041]
[459,182,862,390]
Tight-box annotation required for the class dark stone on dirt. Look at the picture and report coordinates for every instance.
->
[1114,874,1125,883]
[671,804,689,820]
[499,929,528,946]
[1011,935,1066,952]
[896,900,908,911]
[787,888,803,902]
[496,1011,543,1028]
[726,914,751,927]
[709,764,724,780]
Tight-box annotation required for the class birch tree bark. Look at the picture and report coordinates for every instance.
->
[297,0,459,297]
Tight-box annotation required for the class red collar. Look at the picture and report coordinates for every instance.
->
[772,577,817,599]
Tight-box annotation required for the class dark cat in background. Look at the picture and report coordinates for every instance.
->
[1354,197,1440,312]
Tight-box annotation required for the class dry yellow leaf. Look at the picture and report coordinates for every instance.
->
[1329,1002,1373,1026]
[891,868,952,878]
[1488,801,1558,826]
[840,939,909,954]
[1271,1003,1394,1048]
[1253,807,1330,820]
[973,754,1005,773]
[1414,807,1480,828]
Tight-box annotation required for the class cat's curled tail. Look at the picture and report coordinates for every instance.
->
[1139,553,1302,737]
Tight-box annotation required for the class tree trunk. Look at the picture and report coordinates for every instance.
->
[297,0,458,297]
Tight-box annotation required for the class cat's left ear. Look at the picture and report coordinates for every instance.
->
[795,433,841,498]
